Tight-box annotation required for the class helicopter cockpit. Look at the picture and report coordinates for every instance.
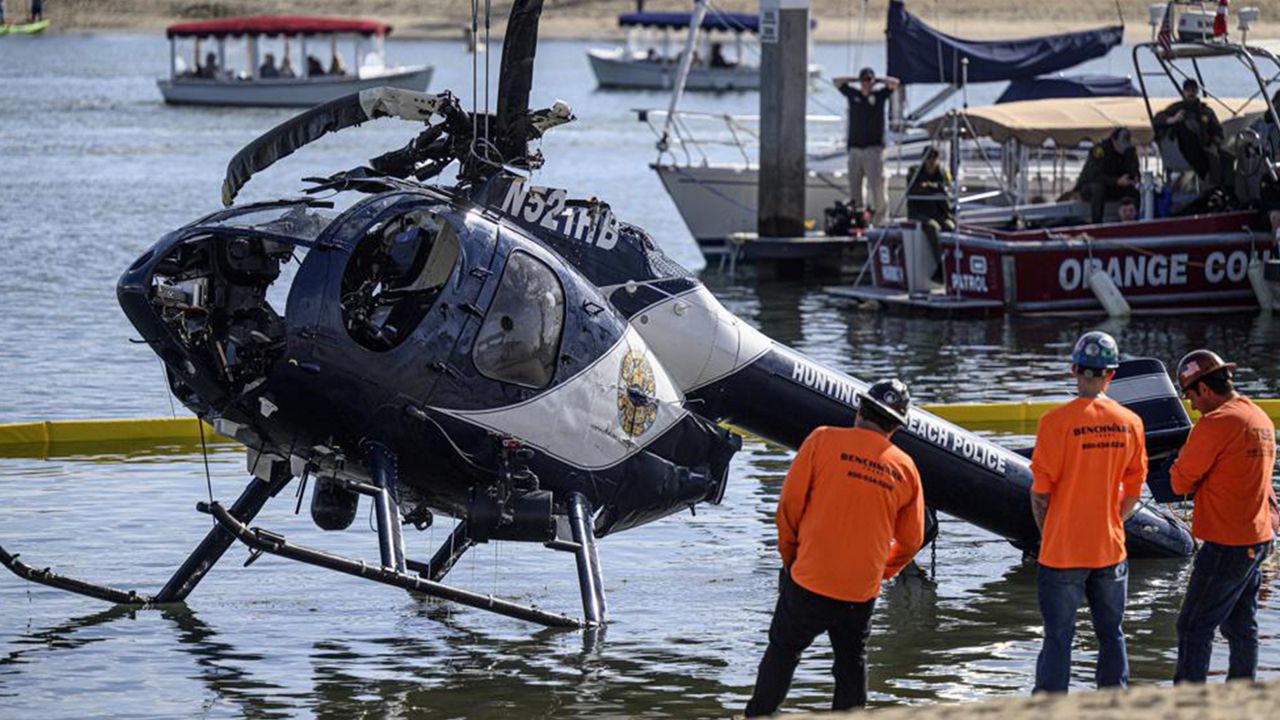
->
[341,209,461,352]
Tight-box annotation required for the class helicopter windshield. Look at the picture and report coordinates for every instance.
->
[473,251,565,389]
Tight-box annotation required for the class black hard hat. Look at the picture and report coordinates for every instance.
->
[1176,349,1237,391]
[859,378,911,427]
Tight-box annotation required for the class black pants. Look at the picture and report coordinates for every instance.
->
[1081,182,1139,224]
[744,571,876,717]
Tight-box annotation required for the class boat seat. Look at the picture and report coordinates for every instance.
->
[1158,135,1193,176]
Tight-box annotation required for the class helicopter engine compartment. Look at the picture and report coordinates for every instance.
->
[145,232,293,409]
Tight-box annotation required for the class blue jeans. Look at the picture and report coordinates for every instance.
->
[1034,561,1129,693]
[1174,540,1272,683]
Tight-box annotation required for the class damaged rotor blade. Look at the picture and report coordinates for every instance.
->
[494,0,546,162]
[221,88,449,207]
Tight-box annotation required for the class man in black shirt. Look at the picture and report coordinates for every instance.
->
[1074,127,1141,224]
[906,148,952,283]
[835,67,900,224]
[1154,78,1224,184]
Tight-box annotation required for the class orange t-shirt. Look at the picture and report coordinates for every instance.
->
[1030,396,1147,569]
[1170,395,1277,546]
[777,426,925,603]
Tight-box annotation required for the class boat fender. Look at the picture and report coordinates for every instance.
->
[1247,255,1276,311]
[1088,267,1131,317]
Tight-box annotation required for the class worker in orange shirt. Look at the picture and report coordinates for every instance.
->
[1029,331,1147,693]
[743,379,925,716]
[1169,349,1277,683]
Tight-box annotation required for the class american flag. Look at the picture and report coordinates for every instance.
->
[1158,1,1175,57]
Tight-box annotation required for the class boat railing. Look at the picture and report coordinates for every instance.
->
[636,108,845,167]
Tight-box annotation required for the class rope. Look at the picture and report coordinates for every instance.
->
[197,418,215,523]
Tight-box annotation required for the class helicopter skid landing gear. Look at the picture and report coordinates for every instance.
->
[567,492,608,626]
[0,461,294,606]
[201,501,584,628]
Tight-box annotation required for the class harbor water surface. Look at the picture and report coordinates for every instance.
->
[0,35,1277,719]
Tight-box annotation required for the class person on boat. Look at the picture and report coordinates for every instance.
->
[905,147,953,284]
[259,53,280,79]
[710,42,734,69]
[645,48,658,62]
[330,51,348,77]
[307,55,326,77]
[1154,78,1224,185]
[1,0,7,26]
[1029,331,1146,694]
[27,0,39,23]
[1074,128,1140,224]
[199,52,220,79]
[834,67,900,224]
[743,379,924,716]
[1169,350,1277,684]
[279,54,297,78]
[1117,196,1139,223]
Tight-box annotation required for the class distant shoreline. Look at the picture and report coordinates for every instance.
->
[33,0,1280,45]
[36,17,1280,46]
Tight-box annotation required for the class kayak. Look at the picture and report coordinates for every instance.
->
[0,20,50,35]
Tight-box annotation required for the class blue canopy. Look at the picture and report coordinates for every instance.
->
[886,0,1123,85]
[996,74,1140,104]
[618,12,759,33]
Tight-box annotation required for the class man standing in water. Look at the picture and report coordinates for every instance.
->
[1029,331,1147,693]
[743,379,924,716]
[834,68,900,224]
[1170,350,1277,683]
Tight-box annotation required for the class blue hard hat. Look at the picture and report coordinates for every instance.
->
[1070,331,1120,371]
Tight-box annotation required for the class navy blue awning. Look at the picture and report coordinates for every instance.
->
[886,0,1123,85]
[996,74,1140,104]
[618,11,759,33]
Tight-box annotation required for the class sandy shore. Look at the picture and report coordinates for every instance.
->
[828,680,1280,719]
[35,1,1280,42]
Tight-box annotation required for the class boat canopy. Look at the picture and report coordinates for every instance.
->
[927,96,1269,147]
[618,11,764,33]
[886,0,1122,84]
[996,74,1139,104]
[165,15,392,39]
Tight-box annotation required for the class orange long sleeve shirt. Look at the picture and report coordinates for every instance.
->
[1030,396,1147,569]
[1170,396,1277,546]
[776,426,925,603]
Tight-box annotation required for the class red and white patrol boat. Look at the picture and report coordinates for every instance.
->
[850,211,1269,314]
[834,15,1280,315]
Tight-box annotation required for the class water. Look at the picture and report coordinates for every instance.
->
[0,34,1278,719]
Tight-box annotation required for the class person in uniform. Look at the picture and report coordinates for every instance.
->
[906,147,953,283]
[1154,78,1224,184]
[834,67,900,224]
[1029,331,1147,693]
[1170,350,1278,683]
[1074,128,1140,224]
[743,379,925,716]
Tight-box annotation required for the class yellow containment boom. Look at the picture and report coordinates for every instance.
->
[3,400,1278,459]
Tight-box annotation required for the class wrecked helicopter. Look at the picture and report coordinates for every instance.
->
[0,0,1196,630]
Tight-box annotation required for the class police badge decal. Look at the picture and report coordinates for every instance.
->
[617,349,658,437]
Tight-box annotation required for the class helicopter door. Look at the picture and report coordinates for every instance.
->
[472,251,566,389]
